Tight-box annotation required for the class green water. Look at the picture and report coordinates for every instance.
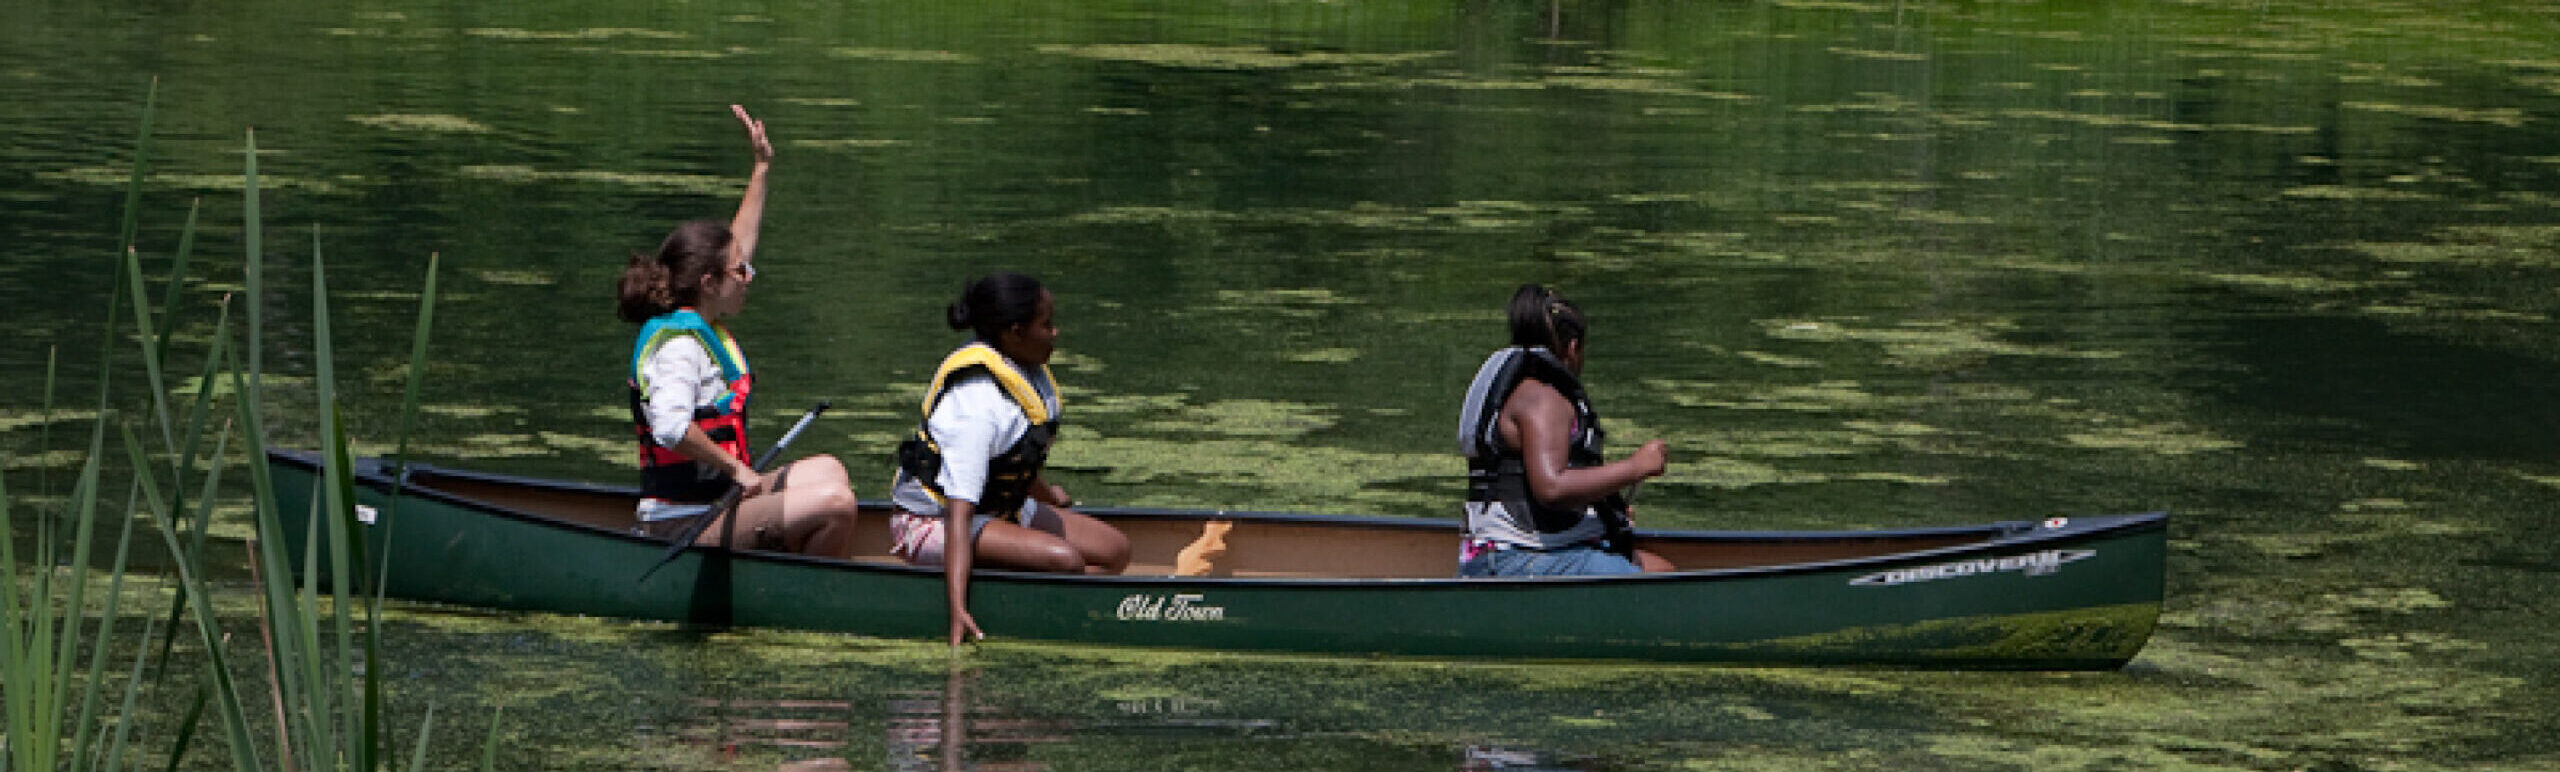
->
[6,0,2558,768]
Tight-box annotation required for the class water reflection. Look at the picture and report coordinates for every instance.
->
[680,655,1630,771]
[884,664,1066,772]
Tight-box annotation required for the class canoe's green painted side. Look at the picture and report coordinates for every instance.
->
[268,455,2163,668]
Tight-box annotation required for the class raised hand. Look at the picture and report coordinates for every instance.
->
[731,104,772,164]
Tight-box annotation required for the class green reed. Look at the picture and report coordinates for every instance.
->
[1,83,487,770]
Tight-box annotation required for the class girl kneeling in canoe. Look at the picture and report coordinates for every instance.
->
[616,105,861,558]
[1455,284,1673,576]
[891,272,1131,645]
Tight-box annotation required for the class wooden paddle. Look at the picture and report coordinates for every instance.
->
[637,400,831,582]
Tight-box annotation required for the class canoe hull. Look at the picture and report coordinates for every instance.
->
[267,452,2163,668]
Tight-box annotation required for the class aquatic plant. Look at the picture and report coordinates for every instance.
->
[0,83,494,770]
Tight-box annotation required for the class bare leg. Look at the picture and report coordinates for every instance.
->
[969,519,1084,573]
[720,455,860,558]
[1049,507,1130,574]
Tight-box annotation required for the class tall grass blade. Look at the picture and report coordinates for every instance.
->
[158,683,208,772]
[41,345,57,503]
[287,494,325,768]
[242,128,261,415]
[44,414,111,766]
[231,125,323,770]
[311,225,370,770]
[104,615,160,772]
[137,427,263,771]
[124,246,175,449]
[480,706,504,772]
[404,704,437,772]
[0,445,44,770]
[154,199,201,359]
[391,253,441,479]
[116,77,157,256]
[224,349,305,771]
[370,250,442,766]
[68,426,149,771]
[143,198,204,498]
[155,296,232,670]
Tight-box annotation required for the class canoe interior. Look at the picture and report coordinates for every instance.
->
[409,468,2003,580]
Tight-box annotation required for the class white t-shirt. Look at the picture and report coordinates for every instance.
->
[638,335,730,449]
[892,368,1057,515]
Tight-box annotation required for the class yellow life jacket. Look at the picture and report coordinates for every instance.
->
[894,342,1059,514]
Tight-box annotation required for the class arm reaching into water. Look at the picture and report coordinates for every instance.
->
[945,499,987,647]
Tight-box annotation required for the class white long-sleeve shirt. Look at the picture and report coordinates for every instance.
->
[638,335,729,449]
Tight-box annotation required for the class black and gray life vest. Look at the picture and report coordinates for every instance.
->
[1456,346,1615,550]
[895,343,1059,516]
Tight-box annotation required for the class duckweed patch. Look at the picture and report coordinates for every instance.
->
[464,27,687,41]
[173,372,312,399]
[829,47,978,64]
[458,164,738,195]
[473,268,553,285]
[2283,185,2439,202]
[1756,318,2121,369]
[2335,510,2481,538]
[1284,347,1361,364]
[2061,423,2242,455]
[1647,379,1918,413]
[2337,631,2485,661]
[1738,350,1823,368]
[418,431,594,461]
[2340,100,2531,127]
[1737,604,2158,663]
[347,113,491,133]
[1034,44,1440,71]
[789,138,906,151]
[1052,435,1447,511]
[1664,456,1833,489]
[40,166,347,194]
[1827,47,1929,62]
[1206,288,1360,318]
[1269,199,1597,233]
[1129,399,1337,439]
[2,449,83,470]
[2202,272,2366,293]
[1540,74,1755,101]
[2324,587,2451,614]
[0,408,100,431]
[1995,108,2314,136]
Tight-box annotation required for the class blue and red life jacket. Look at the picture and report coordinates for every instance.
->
[628,308,752,502]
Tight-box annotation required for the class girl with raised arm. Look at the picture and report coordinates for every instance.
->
[616,105,860,558]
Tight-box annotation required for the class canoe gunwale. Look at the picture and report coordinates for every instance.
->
[275,449,2166,589]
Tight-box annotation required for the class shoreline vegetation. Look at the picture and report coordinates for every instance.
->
[1,81,495,771]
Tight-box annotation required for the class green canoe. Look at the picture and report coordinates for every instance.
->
[266,450,2165,668]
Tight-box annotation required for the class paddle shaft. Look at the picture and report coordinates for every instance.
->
[637,401,831,582]
[1599,479,1640,557]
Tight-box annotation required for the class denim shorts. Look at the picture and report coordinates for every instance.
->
[1458,545,1641,578]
